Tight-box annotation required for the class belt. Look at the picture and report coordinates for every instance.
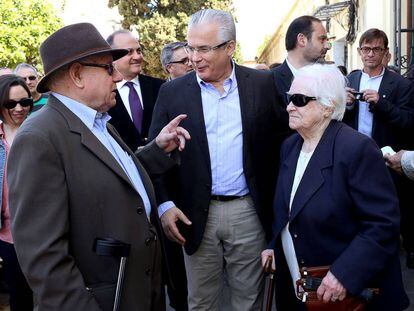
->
[210,195,246,201]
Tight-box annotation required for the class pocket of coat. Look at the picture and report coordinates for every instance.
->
[86,283,116,311]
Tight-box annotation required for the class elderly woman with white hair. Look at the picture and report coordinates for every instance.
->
[262,64,408,310]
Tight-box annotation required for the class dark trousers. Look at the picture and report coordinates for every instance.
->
[164,238,188,311]
[0,239,33,311]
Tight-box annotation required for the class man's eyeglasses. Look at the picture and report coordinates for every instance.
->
[359,47,386,55]
[79,62,115,76]
[168,57,190,65]
[4,98,33,110]
[184,41,229,54]
[287,93,317,107]
[22,75,37,81]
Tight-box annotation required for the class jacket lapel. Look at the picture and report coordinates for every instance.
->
[289,121,340,221]
[235,65,253,170]
[107,125,156,206]
[280,61,293,96]
[48,97,135,189]
[185,73,211,174]
[373,68,393,136]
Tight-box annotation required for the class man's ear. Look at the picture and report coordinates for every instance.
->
[297,33,307,48]
[68,63,85,89]
[165,64,172,75]
[226,40,236,57]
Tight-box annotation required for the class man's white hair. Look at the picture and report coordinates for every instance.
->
[188,9,236,42]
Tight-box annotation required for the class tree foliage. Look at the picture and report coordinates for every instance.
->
[108,0,242,77]
[0,0,63,71]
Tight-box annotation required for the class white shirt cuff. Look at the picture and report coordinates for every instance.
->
[402,151,414,180]
[158,201,175,217]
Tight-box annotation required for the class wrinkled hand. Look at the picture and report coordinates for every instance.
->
[261,249,276,272]
[160,206,192,245]
[345,87,356,105]
[155,114,191,153]
[361,89,380,104]
[384,150,405,175]
[317,271,347,303]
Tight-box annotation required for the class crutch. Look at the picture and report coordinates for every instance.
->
[93,238,131,311]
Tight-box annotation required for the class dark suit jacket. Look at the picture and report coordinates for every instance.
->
[149,64,289,255]
[343,68,414,150]
[271,60,293,106]
[8,95,176,311]
[272,120,408,311]
[108,74,165,151]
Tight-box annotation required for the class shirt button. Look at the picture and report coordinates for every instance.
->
[293,234,298,238]
[136,207,144,215]
[145,268,151,276]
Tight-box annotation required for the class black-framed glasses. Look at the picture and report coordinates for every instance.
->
[79,62,115,76]
[22,75,37,81]
[168,57,190,65]
[4,98,33,110]
[287,94,317,107]
[359,46,386,55]
[184,41,230,54]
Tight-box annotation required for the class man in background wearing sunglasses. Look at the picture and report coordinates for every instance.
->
[14,63,49,112]
[106,30,165,152]
[149,9,289,310]
[343,28,414,270]
[161,42,193,81]
[271,15,330,106]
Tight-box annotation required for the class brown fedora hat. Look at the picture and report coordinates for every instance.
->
[37,23,128,93]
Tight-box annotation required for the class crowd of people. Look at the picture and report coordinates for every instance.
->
[0,7,413,311]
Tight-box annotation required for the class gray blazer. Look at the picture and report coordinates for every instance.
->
[8,95,175,311]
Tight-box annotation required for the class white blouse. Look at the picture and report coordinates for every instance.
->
[281,149,314,293]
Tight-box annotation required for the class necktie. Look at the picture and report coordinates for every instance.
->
[125,81,143,132]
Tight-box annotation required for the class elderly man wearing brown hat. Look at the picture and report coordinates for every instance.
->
[7,23,190,311]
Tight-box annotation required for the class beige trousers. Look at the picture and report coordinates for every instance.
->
[184,195,266,311]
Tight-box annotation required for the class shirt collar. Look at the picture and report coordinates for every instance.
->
[196,60,237,90]
[117,75,140,89]
[361,66,385,79]
[285,57,299,77]
[51,92,111,130]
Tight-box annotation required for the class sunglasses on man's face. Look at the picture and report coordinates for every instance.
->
[287,93,317,107]
[4,98,33,110]
[22,75,37,81]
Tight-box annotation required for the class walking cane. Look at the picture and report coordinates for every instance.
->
[264,256,275,311]
[93,238,131,311]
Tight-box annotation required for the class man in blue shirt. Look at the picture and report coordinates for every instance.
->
[149,9,289,310]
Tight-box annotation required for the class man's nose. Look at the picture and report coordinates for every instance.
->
[113,68,124,82]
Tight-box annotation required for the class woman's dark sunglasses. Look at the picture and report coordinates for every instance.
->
[4,98,33,110]
[287,93,317,107]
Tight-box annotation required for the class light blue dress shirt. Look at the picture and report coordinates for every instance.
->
[52,93,152,217]
[197,65,248,196]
